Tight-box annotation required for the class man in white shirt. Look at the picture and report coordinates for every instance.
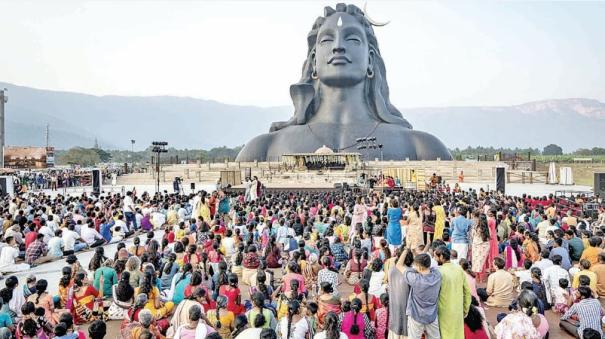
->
[536,215,550,241]
[543,254,571,304]
[38,220,54,244]
[123,191,137,230]
[532,249,554,272]
[114,214,129,233]
[0,236,30,273]
[46,215,58,232]
[62,224,86,255]
[47,230,64,257]
[80,223,106,248]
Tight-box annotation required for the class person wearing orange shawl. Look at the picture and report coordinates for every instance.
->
[316,281,341,327]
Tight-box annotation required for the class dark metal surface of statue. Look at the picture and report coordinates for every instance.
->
[236,3,452,161]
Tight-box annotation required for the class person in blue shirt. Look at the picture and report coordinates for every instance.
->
[99,218,113,243]
[450,207,472,261]
[0,295,15,335]
[386,199,403,248]
[172,264,193,304]
[550,238,572,270]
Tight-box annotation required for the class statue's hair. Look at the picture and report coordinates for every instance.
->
[270,3,412,132]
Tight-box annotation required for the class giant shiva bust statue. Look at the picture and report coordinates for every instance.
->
[236,3,452,161]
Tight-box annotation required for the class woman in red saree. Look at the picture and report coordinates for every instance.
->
[71,276,100,324]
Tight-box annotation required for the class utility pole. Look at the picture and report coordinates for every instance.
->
[151,141,168,193]
[0,89,7,168]
[45,124,50,149]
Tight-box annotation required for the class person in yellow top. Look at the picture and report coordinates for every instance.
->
[458,170,464,183]
[562,210,578,227]
[166,206,178,226]
[334,218,350,243]
[432,200,446,240]
[207,295,235,339]
[135,272,174,320]
[545,203,557,219]
[580,237,602,266]
[175,222,187,242]
[572,259,598,292]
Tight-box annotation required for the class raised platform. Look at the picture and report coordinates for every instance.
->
[117,160,506,187]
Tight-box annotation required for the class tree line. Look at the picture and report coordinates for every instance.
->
[55,144,604,166]
[450,145,605,158]
[56,146,243,167]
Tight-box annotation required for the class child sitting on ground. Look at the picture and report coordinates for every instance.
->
[552,278,571,314]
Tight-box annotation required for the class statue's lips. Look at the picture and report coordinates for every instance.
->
[328,56,351,65]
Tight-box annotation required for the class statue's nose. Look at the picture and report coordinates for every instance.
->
[332,46,346,54]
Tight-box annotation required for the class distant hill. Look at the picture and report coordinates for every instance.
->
[2,82,604,152]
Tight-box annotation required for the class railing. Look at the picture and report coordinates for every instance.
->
[506,170,548,184]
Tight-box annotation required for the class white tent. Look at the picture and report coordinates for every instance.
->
[559,167,574,185]
[547,162,558,184]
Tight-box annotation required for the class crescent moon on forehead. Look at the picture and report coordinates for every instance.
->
[363,1,390,27]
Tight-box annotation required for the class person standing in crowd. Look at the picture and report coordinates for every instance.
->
[403,252,441,339]
[0,175,605,338]
[435,245,471,339]
[450,207,471,261]
[123,191,137,231]
[432,200,446,241]
[386,199,402,251]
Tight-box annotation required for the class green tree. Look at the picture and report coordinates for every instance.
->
[542,144,563,156]
[591,147,605,155]
[58,147,101,166]
[94,148,112,162]
[574,148,593,156]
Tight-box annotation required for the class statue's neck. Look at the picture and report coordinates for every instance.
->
[309,82,374,125]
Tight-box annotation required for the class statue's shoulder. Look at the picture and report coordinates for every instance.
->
[408,130,453,160]
[235,133,275,162]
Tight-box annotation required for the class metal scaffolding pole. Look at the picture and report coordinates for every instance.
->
[0,89,7,168]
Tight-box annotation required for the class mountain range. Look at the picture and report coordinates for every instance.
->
[2,82,604,152]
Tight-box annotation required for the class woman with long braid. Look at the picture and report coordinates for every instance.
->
[159,253,178,291]
[343,248,367,286]
[339,298,375,339]
[135,271,174,319]
[246,291,277,330]
[207,295,235,339]
[276,299,310,339]
[275,278,303,320]
[170,263,193,304]
[27,279,62,325]
[374,293,389,339]
[313,311,347,339]
[348,278,378,321]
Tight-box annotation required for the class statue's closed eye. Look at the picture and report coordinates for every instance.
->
[346,36,361,45]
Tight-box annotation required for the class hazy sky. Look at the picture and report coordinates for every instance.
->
[1,1,604,107]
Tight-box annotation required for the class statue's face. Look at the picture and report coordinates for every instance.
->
[315,13,370,87]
